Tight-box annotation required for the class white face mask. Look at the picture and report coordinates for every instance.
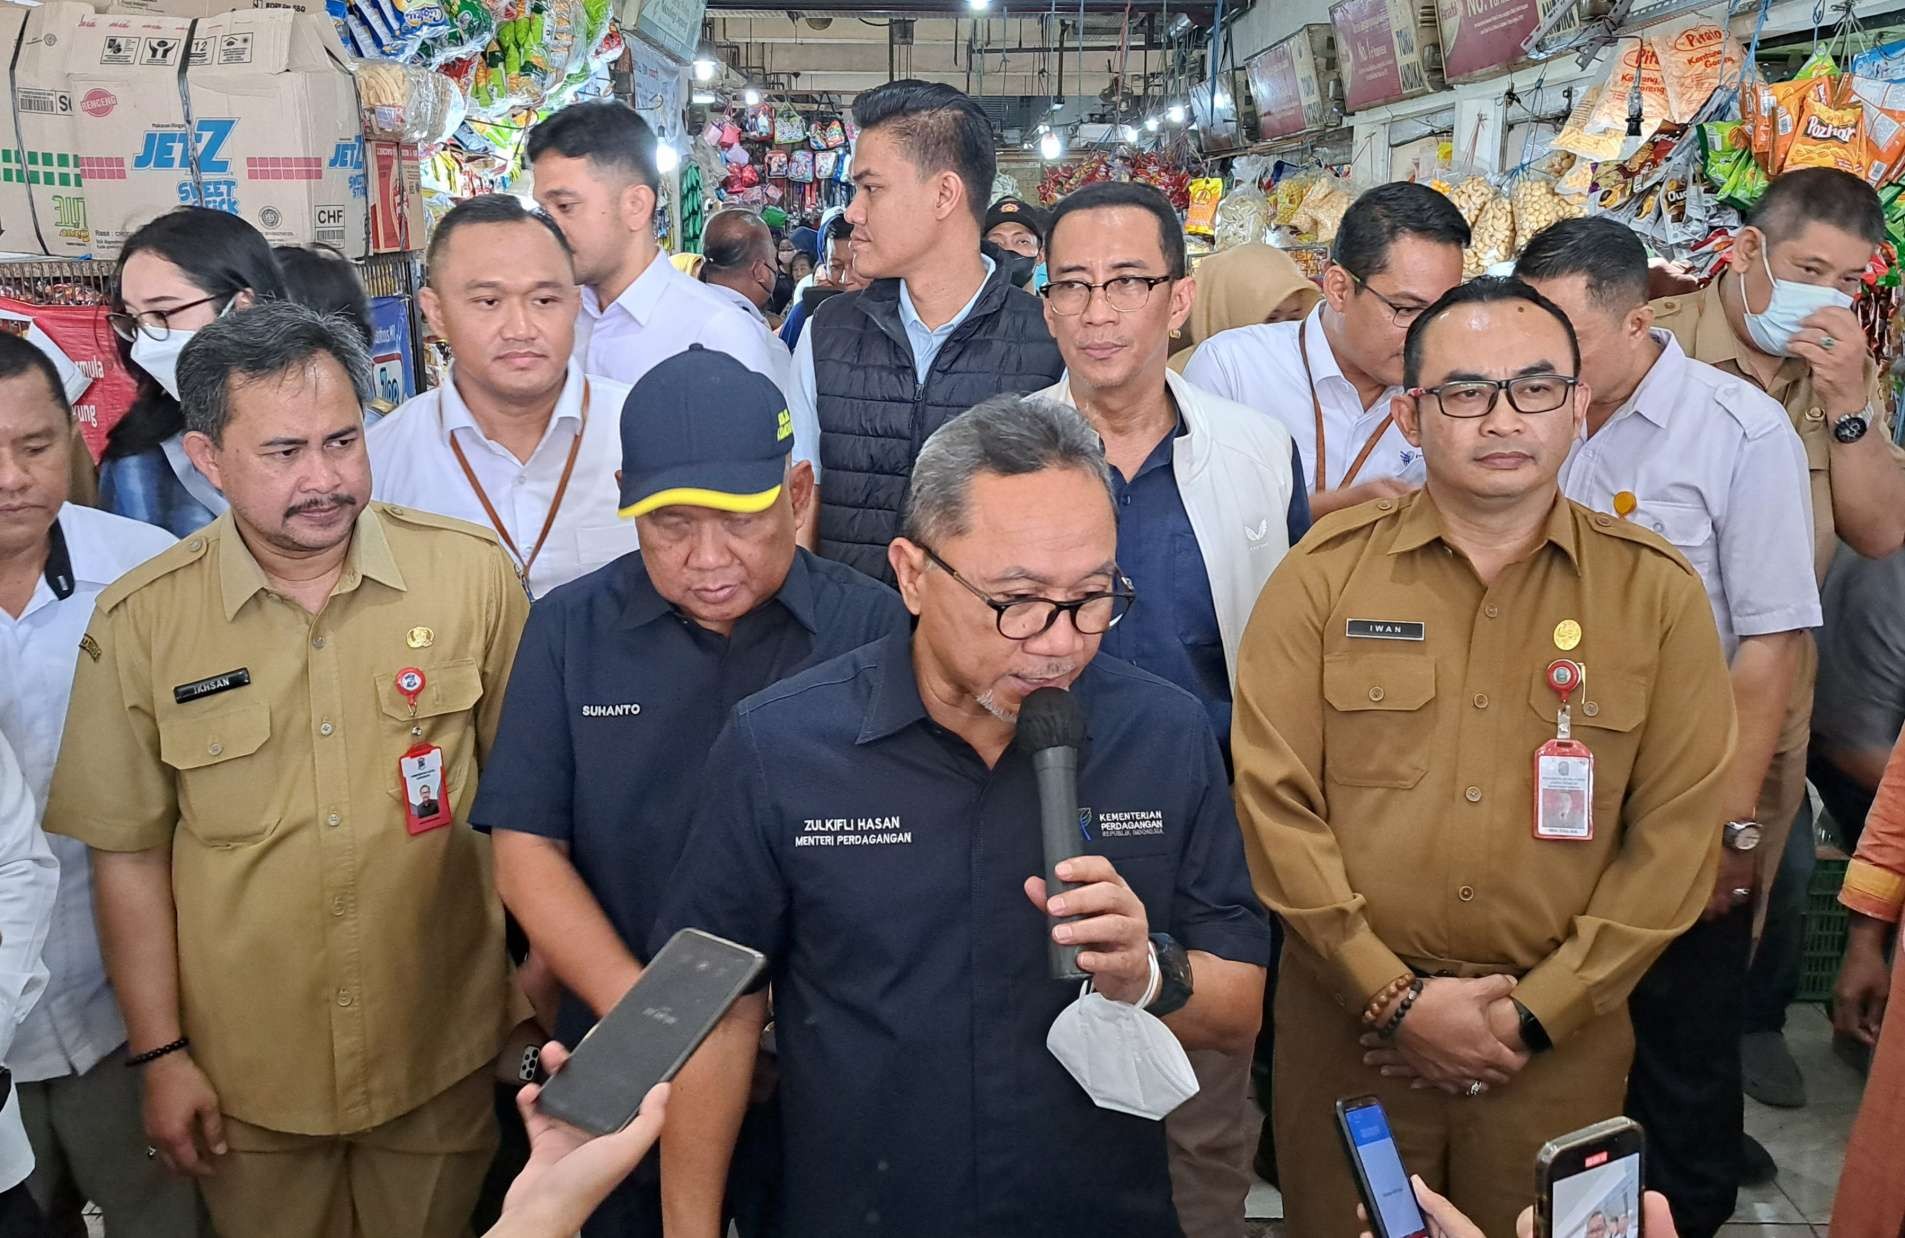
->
[1046,985,1199,1121]
[130,328,194,402]
[1739,243,1854,358]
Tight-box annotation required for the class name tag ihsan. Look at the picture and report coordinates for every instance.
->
[173,668,251,704]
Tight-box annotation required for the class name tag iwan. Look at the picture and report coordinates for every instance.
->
[1345,620,1426,641]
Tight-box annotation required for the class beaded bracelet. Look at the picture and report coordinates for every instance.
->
[1360,974,1414,1027]
[125,1038,190,1068]
[1379,978,1425,1040]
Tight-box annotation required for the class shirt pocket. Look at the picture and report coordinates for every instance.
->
[1634,499,1716,579]
[374,658,485,801]
[1524,668,1649,820]
[1322,652,1436,789]
[159,703,277,846]
[1171,533,1222,647]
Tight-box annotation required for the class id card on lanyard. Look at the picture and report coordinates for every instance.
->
[1297,324,1393,492]
[444,380,592,599]
[1534,659,1594,841]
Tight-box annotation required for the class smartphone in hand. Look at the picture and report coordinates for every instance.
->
[535,928,765,1137]
[1535,1117,1646,1238]
[1336,1095,1430,1238]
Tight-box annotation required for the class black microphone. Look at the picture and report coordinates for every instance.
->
[1020,687,1089,981]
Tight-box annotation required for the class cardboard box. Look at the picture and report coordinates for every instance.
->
[67,8,366,257]
[365,139,421,254]
[108,0,323,19]
[0,3,100,256]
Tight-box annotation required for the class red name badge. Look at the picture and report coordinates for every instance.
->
[1534,660,1594,841]
[399,742,452,835]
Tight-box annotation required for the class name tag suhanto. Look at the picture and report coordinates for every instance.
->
[1346,620,1426,641]
[173,668,251,705]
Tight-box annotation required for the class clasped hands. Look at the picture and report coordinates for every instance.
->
[1358,975,1531,1095]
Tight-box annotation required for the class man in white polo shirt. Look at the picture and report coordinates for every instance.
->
[369,195,635,599]
[697,207,795,396]
[0,333,153,1234]
[526,99,781,393]
[1183,182,1468,518]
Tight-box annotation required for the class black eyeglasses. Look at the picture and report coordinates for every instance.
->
[1408,373,1579,418]
[106,293,233,343]
[1346,271,1432,328]
[922,546,1136,639]
[1039,274,1173,317]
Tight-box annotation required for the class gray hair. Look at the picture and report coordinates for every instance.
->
[901,394,1113,545]
[177,300,374,443]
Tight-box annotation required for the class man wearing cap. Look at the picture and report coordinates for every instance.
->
[469,344,909,1237]
[985,197,1048,290]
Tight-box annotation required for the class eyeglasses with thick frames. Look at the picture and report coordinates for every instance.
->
[1039,274,1174,317]
[922,546,1136,639]
[106,293,234,343]
[1346,271,1432,328]
[1408,373,1580,418]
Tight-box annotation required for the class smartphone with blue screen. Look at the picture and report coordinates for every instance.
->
[1336,1095,1431,1238]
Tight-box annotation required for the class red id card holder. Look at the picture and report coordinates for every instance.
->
[1534,660,1594,842]
[400,743,451,835]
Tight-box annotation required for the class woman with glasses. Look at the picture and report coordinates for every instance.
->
[97,208,286,536]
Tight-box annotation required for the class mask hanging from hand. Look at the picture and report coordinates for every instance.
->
[1046,984,1199,1121]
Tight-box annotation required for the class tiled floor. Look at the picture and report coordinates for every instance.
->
[1243,1004,1860,1237]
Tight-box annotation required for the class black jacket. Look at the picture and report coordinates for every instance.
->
[810,258,1064,582]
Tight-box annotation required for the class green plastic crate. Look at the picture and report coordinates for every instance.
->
[1797,857,1850,1006]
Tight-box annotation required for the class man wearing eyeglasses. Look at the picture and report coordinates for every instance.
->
[1233,277,1735,1238]
[652,393,1270,1238]
[1029,180,1302,1237]
[1183,182,1468,518]
[1518,218,1818,1238]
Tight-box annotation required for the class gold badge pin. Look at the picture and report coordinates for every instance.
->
[1553,619,1582,652]
[406,626,434,650]
[1613,491,1638,519]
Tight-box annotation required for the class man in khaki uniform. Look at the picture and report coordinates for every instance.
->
[1652,168,1895,1150]
[1234,277,1735,1238]
[43,302,530,1238]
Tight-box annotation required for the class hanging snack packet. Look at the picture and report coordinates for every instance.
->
[1785,97,1868,176]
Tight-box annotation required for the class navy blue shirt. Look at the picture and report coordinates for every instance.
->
[1099,428,1311,747]
[469,547,909,1046]
[651,636,1272,1238]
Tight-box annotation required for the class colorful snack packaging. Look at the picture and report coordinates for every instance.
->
[1785,97,1867,176]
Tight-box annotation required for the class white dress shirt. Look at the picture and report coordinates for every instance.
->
[1557,333,1821,661]
[1182,305,1427,493]
[706,281,795,400]
[1,504,172,1085]
[368,361,636,599]
[0,729,61,1190]
[574,248,781,392]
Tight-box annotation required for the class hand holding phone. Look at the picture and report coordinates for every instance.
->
[1337,1095,1431,1238]
[1535,1117,1646,1238]
[534,928,765,1137]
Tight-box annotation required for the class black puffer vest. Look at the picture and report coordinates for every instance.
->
[811,262,1064,583]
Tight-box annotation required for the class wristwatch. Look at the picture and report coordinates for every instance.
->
[1145,933,1194,1017]
[1724,819,1763,852]
[1831,409,1871,444]
[1511,999,1553,1054]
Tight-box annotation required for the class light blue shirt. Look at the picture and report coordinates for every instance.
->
[788,256,998,436]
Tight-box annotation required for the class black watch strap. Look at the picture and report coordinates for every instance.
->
[1145,932,1194,1018]
[1512,998,1552,1054]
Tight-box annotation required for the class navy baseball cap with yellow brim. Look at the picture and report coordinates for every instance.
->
[617,344,795,519]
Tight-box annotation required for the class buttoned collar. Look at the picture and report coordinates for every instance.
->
[1386,487,1581,572]
[857,633,930,744]
[437,359,587,452]
[617,545,821,635]
[1613,331,1690,430]
[897,254,997,342]
[707,281,768,325]
[581,248,673,328]
[217,503,407,620]
[1301,303,1355,395]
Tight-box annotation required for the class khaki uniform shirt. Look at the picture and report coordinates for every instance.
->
[1233,490,1736,1046]
[1653,276,1894,583]
[44,503,528,1136]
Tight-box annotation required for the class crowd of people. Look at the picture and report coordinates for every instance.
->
[0,72,1901,1238]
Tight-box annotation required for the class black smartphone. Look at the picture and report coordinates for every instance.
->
[1535,1117,1646,1238]
[1335,1095,1431,1238]
[534,928,766,1137]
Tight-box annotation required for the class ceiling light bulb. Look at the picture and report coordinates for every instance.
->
[1039,130,1063,160]
[1144,116,1159,131]
[654,143,680,173]
[693,58,717,82]
[1166,103,1186,124]
[743,87,762,106]
[967,0,990,9]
